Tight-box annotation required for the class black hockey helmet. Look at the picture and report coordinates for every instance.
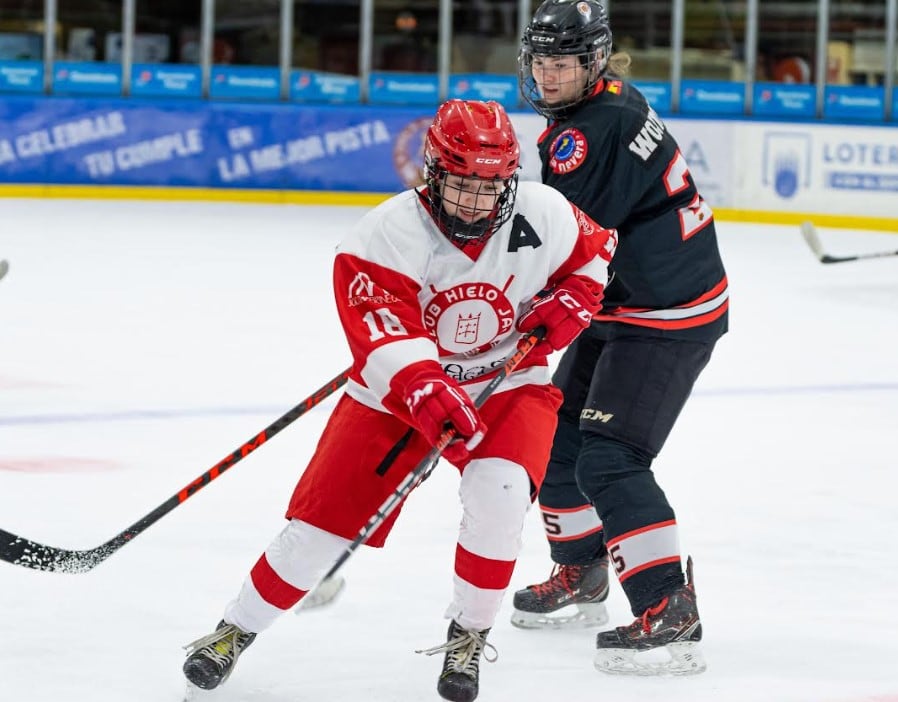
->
[519,0,613,119]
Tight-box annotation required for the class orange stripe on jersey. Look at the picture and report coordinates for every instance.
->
[683,276,728,306]
[595,301,728,330]
[594,276,728,330]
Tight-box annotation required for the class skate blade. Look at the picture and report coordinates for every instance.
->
[593,641,706,676]
[183,682,220,701]
[294,575,346,614]
[511,601,609,630]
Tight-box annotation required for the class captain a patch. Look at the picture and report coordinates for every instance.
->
[549,128,588,174]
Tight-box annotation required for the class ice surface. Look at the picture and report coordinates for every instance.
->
[1,199,896,701]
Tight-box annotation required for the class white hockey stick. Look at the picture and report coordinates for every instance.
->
[800,222,898,264]
[294,574,346,612]
[0,260,8,281]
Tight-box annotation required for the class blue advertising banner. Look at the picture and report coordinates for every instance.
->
[210,66,280,101]
[753,83,815,118]
[131,64,202,98]
[290,70,361,103]
[53,61,122,95]
[0,61,43,93]
[0,96,436,192]
[449,74,519,106]
[824,86,884,121]
[632,81,672,114]
[369,72,439,105]
[680,80,744,115]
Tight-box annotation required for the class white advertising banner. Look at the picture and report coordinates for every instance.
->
[507,113,547,183]
[737,122,898,220]
[511,112,898,224]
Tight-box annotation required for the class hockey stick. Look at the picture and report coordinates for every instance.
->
[0,259,8,281]
[304,328,545,602]
[296,424,417,612]
[0,369,350,574]
[800,221,898,264]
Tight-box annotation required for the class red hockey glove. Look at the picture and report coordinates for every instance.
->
[517,275,604,356]
[397,367,486,464]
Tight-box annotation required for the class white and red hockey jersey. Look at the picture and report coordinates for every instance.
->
[333,180,617,413]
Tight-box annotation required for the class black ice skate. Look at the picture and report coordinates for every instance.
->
[594,556,706,676]
[182,620,257,691]
[416,620,497,702]
[510,555,610,629]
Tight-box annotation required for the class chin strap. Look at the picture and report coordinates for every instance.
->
[416,187,495,245]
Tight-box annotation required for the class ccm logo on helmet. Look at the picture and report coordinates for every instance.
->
[475,157,502,164]
[531,35,555,44]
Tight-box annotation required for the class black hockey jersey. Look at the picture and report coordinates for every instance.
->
[537,78,728,341]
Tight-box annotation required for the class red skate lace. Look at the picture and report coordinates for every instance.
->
[640,597,669,634]
[531,564,583,597]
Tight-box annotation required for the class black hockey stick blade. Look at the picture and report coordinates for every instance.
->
[0,369,349,573]
[0,529,117,574]
[800,221,898,264]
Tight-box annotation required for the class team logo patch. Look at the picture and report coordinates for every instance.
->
[347,271,399,307]
[549,128,588,174]
[423,279,515,356]
[574,206,596,237]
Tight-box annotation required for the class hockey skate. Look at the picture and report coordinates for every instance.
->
[183,620,257,691]
[593,557,706,676]
[510,555,610,629]
[416,620,497,702]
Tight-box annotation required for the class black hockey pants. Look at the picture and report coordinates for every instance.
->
[539,328,716,614]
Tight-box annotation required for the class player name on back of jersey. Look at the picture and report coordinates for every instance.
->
[628,108,666,161]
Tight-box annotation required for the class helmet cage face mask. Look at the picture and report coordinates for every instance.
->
[519,48,608,120]
[425,166,519,244]
[519,0,613,120]
[422,100,521,244]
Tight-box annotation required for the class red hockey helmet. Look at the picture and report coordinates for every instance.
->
[423,100,520,243]
[424,99,520,180]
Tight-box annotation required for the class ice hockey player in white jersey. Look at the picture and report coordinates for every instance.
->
[182,99,617,702]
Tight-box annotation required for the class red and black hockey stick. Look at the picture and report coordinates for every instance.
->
[310,328,545,595]
[0,369,350,574]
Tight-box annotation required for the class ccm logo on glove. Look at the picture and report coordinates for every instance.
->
[517,274,604,355]
[397,367,487,464]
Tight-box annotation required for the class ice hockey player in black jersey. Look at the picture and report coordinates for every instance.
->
[511,0,728,676]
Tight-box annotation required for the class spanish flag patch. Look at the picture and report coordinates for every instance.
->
[607,80,622,94]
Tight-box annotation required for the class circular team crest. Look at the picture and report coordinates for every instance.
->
[549,128,588,174]
[423,281,515,356]
[393,116,432,188]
